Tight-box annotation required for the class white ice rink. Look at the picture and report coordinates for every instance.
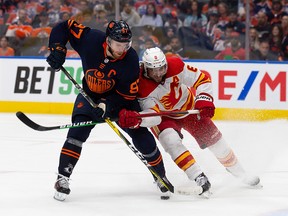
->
[1,113,287,216]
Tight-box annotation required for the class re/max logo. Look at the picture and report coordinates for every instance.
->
[217,70,286,102]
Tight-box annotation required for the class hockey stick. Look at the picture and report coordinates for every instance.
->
[16,111,99,131]
[16,110,203,196]
[58,66,175,193]
[16,109,200,132]
[138,110,199,118]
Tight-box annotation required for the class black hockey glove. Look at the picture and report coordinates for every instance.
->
[46,43,67,71]
[93,99,107,122]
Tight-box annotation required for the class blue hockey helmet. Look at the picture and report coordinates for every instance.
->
[106,20,132,43]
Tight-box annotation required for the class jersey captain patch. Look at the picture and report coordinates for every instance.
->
[85,69,115,93]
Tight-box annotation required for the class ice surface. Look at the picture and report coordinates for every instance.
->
[0,113,287,216]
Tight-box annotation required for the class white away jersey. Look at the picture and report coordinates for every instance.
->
[138,57,213,114]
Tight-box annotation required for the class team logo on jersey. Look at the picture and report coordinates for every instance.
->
[109,22,115,29]
[160,76,182,109]
[77,102,84,108]
[85,69,115,93]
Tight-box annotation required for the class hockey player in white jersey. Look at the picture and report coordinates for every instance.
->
[118,47,261,197]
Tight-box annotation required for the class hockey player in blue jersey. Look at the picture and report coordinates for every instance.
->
[46,19,172,201]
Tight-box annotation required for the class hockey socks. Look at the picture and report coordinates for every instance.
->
[58,137,83,177]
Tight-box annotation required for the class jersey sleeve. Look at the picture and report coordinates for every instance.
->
[181,63,213,96]
[138,97,162,128]
[48,19,90,54]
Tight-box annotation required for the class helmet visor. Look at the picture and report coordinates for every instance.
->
[109,37,132,52]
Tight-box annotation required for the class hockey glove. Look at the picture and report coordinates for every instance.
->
[46,43,67,70]
[93,99,107,121]
[194,93,215,119]
[118,109,142,129]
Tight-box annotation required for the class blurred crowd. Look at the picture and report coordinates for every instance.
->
[0,0,288,61]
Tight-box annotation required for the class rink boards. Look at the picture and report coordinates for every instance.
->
[0,57,287,120]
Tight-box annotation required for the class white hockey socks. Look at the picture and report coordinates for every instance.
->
[208,138,261,187]
[208,137,245,175]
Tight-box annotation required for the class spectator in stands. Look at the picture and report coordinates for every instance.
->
[74,0,90,16]
[225,0,238,12]
[283,0,288,14]
[74,9,94,27]
[138,38,156,60]
[24,0,43,20]
[183,0,207,31]
[238,0,258,26]
[161,0,178,15]
[47,0,65,26]
[249,27,260,51]
[134,0,148,17]
[31,11,52,38]
[177,0,191,16]
[71,0,93,24]
[0,8,4,25]
[212,25,239,52]
[202,0,220,15]
[120,2,141,28]
[225,10,245,34]
[250,39,279,60]
[254,0,271,14]
[138,25,160,47]
[6,1,32,25]
[269,23,283,53]
[162,26,177,47]
[254,11,272,37]
[214,31,246,60]
[92,4,109,31]
[162,36,187,59]
[32,11,53,29]
[93,0,113,13]
[217,2,230,31]
[203,9,221,50]
[9,8,32,25]
[212,28,225,51]
[0,36,15,56]
[59,11,71,22]
[280,14,288,60]
[5,8,33,40]
[266,0,287,25]
[139,3,163,27]
[163,11,183,30]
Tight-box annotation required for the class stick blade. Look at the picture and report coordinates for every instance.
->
[16,111,56,131]
[175,185,203,196]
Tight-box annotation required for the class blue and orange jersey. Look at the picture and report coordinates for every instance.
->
[48,20,140,101]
